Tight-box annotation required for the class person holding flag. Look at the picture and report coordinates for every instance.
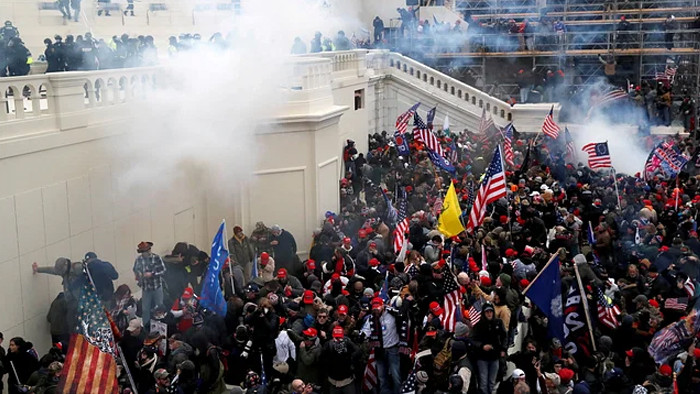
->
[58,264,121,393]
[466,146,507,233]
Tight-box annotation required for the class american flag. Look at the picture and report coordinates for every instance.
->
[656,66,677,83]
[363,349,378,391]
[478,106,494,136]
[596,286,621,330]
[684,278,696,298]
[431,195,443,217]
[393,188,411,253]
[396,102,421,134]
[542,105,560,139]
[58,271,119,393]
[441,269,462,332]
[401,370,417,394]
[466,146,507,233]
[581,142,612,169]
[664,297,688,311]
[564,127,575,158]
[586,89,630,119]
[468,298,483,326]
[503,123,514,166]
[413,113,446,158]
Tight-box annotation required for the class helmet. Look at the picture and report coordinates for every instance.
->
[5,21,12,26]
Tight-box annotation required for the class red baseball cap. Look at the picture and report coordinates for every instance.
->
[306,259,316,270]
[337,304,349,316]
[343,237,351,245]
[303,290,315,304]
[260,252,270,264]
[369,258,380,267]
[625,349,634,357]
[302,327,318,338]
[332,325,344,339]
[429,301,444,316]
[659,364,672,377]
[277,268,287,279]
[181,287,195,299]
[371,297,384,310]
[358,230,367,238]
[331,273,341,282]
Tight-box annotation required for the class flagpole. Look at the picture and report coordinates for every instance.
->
[522,252,559,295]
[573,263,597,352]
[84,261,139,394]
[224,220,235,297]
[675,176,680,211]
[611,167,622,211]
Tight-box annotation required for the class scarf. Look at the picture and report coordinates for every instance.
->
[368,314,383,349]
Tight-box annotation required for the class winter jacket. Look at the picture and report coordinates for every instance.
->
[297,340,322,385]
[471,316,507,361]
[272,230,298,270]
[229,235,255,267]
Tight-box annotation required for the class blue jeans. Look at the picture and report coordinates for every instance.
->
[520,87,530,104]
[141,287,163,329]
[376,346,401,394]
[477,359,499,394]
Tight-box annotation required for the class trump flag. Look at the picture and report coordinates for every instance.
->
[199,220,228,316]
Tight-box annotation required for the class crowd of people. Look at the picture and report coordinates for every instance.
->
[2,105,700,394]
[0,19,236,76]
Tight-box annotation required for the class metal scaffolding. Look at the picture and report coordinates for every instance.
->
[410,0,700,106]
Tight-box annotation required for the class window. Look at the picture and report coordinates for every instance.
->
[354,89,364,110]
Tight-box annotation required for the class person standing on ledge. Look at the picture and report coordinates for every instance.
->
[270,225,297,272]
[229,225,255,282]
[133,241,166,329]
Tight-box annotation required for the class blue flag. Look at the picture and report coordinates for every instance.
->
[426,107,436,129]
[524,256,564,342]
[394,130,410,156]
[199,221,228,316]
[251,253,259,281]
[587,222,596,245]
[428,149,456,174]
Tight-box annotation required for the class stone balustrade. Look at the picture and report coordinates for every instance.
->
[380,51,513,123]
[0,67,162,141]
[0,50,550,146]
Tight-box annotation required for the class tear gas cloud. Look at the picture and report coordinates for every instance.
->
[112,0,363,195]
[565,80,650,176]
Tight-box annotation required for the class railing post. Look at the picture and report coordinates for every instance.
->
[47,73,90,131]
[12,91,24,120]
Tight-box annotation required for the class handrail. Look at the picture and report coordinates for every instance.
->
[381,52,512,121]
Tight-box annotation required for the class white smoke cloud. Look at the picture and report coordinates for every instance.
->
[112,0,364,195]
[566,81,650,176]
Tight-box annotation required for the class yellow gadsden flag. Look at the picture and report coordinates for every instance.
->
[437,182,465,237]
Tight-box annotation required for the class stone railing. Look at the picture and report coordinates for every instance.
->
[304,50,367,79]
[375,51,513,123]
[0,67,162,141]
